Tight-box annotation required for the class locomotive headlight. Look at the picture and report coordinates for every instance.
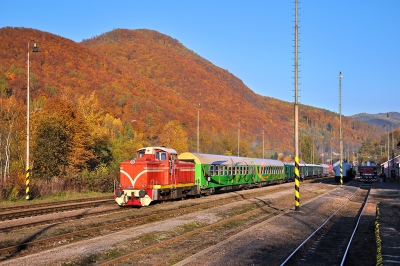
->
[115,190,123,197]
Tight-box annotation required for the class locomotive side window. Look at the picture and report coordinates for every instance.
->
[156,152,167,161]
[215,165,219,176]
[209,165,214,176]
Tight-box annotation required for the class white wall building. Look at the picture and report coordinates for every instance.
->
[380,155,400,178]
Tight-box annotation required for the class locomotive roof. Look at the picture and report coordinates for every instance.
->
[137,146,178,155]
[178,152,284,166]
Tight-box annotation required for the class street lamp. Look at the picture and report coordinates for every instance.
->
[197,103,201,153]
[238,118,241,157]
[383,124,390,176]
[262,126,265,159]
[388,113,395,176]
[26,40,38,200]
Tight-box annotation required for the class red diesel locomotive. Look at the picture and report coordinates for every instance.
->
[359,161,378,182]
[114,147,196,207]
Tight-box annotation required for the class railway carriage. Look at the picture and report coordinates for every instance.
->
[306,164,324,177]
[319,164,330,177]
[178,152,287,195]
[284,163,324,180]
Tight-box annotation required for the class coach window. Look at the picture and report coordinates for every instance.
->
[209,165,214,176]
[215,165,219,176]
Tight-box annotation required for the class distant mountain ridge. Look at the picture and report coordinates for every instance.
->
[350,112,400,129]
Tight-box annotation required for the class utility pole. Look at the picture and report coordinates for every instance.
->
[294,0,300,211]
[339,72,343,188]
[263,127,265,159]
[237,118,241,157]
[197,103,201,153]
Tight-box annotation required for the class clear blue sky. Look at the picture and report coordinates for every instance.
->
[2,1,399,116]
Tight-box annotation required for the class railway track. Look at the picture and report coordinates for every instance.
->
[0,198,115,221]
[281,182,372,266]
[0,178,338,265]
[0,195,112,213]
[99,199,285,266]
[0,185,289,260]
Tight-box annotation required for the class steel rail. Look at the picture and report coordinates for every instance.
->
[280,183,372,265]
[0,199,114,221]
[0,196,112,213]
[340,183,372,265]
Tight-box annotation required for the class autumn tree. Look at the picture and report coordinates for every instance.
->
[76,92,112,170]
[300,135,318,164]
[108,121,150,168]
[358,139,375,162]
[158,121,188,154]
[31,98,94,178]
[0,96,23,182]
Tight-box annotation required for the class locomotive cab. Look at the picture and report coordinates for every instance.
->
[114,147,195,207]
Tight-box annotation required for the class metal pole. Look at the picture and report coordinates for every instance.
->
[294,0,300,211]
[339,72,343,188]
[238,118,241,157]
[26,42,30,200]
[26,40,38,200]
[197,103,201,153]
[390,113,395,178]
[263,127,265,159]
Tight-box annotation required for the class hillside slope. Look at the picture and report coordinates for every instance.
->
[0,27,384,154]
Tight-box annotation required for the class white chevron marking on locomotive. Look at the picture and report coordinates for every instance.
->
[120,169,135,187]
[121,168,193,187]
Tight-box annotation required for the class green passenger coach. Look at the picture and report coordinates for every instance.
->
[178,152,287,195]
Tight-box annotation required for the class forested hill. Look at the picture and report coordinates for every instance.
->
[351,112,400,129]
[0,27,384,155]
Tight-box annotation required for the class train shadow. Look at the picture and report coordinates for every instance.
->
[1,207,93,261]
